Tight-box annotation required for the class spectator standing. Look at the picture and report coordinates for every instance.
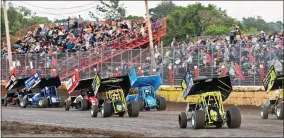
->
[171,38,178,47]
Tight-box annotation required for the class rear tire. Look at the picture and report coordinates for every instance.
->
[128,101,139,117]
[39,98,48,108]
[91,105,98,117]
[179,112,187,128]
[276,103,283,120]
[101,102,112,117]
[20,99,27,108]
[138,99,144,111]
[260,105,269,119]
[59,97,65,107]
[191,110,205,129]
[157,97,167,111]
[79,99,88,111]
[226,107,241,128]
[3,97,7,106]
[16,98,21,107]
[65,100,71,111]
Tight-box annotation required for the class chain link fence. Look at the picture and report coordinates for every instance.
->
[1,42,283,86]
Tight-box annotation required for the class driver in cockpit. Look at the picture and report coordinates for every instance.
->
[145,89,150,97]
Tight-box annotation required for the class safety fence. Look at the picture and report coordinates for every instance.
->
[1,42,283,86]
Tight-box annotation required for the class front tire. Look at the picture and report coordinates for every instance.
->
[191,110,205,129]
[226,107,241,128]
[128,101,139,117]
[138,99,144,111]
[79,99,88,111]
[20,99,27,108]
[39,97,48,108]
[91,105,99,117]
[101,102,112,118]
[276,103,283,120]
[260,105,269,119]
[157,97,167,111]
[179,112,187,128]
[65,100,71,111]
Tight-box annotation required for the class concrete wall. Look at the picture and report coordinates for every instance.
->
[1,82,279,107]
[156,86,279,106]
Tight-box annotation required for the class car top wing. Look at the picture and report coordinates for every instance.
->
[67,77,93,94]
[92,74,101,96]
[263,65,284,91]
[24,72,41,90]
[129,68,162,91]
[5,74,28,91]
[182,71,232,101]
[66,73,80,94]
[96,75,131,96]
[38,75,61,88]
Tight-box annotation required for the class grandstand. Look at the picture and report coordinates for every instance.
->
[1,17,283,86]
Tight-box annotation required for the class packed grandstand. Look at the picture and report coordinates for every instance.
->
[1,16,283,86]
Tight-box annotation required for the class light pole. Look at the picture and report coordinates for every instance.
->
[145,0,156,70]
[2,0,13,69]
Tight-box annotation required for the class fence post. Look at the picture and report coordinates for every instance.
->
[139,47,142,66]
[172,46,175,85]
[15,54,17,77]
[25,54,27,78]
[168,66,173,86]
[45,54,47,77]
[161,41,164,84]
[67,53,69,77]
[269,42,272,61]
[221,65,226,77]
[89,52,91,78]
[194,66,199,79]
[211,44,214,77]
[56,53,58,75]
[111,50,113,75]
[100,50,103,76]
[131,49,133,67]
[77,52,79,78]
[260,64,264,81]
[239,43,241,86]
[197,44,200,77]
[253,46,256,86]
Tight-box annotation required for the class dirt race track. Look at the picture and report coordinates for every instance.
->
[1,102,283,137]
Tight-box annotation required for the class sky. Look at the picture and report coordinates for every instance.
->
[7,1,284,22]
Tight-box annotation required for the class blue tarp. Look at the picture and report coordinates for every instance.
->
[129,68,162,91]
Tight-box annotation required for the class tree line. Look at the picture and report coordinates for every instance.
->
[1,1,283,46]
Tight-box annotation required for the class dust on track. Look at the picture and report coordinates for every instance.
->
[1,120,146,137]
[1,102,283,137]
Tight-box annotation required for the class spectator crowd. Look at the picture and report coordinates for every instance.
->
[162,26,283,84]
[1,18,283,85]
[1,15,157,58]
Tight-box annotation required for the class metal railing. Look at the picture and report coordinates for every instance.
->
[1,41,283,86]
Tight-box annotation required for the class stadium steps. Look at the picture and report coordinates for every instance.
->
[59,19,167,80]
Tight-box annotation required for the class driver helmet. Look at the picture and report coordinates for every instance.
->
[145,89,150,96]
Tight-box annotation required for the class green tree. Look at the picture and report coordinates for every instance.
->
[1,3,51,37]
[149,0,176,19]
[242,27,258,35]
[126,15,143,20]
[162,2,239,46]
[202,25,230,36]
[242,16,268,32]
[92,0,126,21]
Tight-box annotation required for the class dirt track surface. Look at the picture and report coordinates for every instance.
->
[2,102,283,137]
